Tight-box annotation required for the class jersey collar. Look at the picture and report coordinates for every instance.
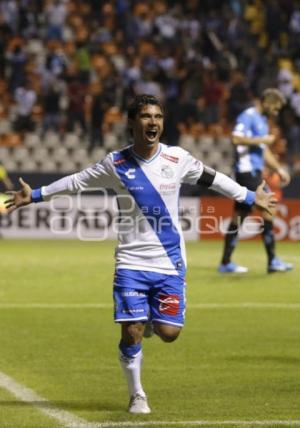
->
[131,143,162,163]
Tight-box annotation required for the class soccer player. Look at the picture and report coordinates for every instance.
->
[218,88,293,274]
[5,94,276,414]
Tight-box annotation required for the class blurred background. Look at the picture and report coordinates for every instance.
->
[0,0,300,198]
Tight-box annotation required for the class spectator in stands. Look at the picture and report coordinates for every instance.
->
[6,37,27,92]
[14,79,37,133]
[45,0,67,41]
[227,70,251,124]
[0,0,297,174]
[202,68,226,125]
[65,65,87,135]
[86,82,105,152]
[41,76,64,135]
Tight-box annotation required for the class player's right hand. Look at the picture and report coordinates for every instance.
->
[262,135,276,145]
[4,178,32,213]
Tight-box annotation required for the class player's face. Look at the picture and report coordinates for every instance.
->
[131,104,164,148]
[263,100,283,117]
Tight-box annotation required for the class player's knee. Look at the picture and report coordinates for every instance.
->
[154,323,181,343]
[121,322,144,345]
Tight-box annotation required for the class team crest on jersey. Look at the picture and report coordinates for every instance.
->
[161,164,174,178]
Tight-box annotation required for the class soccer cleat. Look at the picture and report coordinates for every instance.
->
[268,257,294,273]
[128,393,151,414]
[143,321,154,338]
[218,262,248,273]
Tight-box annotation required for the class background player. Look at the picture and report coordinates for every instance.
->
[0,163,13,191]
[5,94,276,414]
[219,88,293,274]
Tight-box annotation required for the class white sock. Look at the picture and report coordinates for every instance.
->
[119,349,145,398]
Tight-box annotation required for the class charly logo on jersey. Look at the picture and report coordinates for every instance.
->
[124,168,136,179]
[161,164,174,178]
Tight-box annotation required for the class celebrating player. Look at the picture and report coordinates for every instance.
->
[218,88,293,274]
[5,94,276,414]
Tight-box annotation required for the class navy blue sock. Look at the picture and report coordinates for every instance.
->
[119,340,142,358]
[221,221,239,265]
[262,220,275,264]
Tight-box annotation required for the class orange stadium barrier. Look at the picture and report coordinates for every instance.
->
[199,197,300,241]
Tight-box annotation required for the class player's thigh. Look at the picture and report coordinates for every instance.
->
[149,275,186,329]
[113,286,149,324]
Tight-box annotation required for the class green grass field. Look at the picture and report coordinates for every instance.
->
[0,239,299,428]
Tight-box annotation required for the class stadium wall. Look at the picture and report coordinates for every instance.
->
[0,195,299,241]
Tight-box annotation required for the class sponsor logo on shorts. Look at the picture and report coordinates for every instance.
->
[158,294,180,315]
[122,309,145,314]
[120,291,147,297]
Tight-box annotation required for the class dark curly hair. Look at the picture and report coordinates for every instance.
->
[127,94,164,120]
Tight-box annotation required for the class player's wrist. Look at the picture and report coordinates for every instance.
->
[31,188,44,203]
[244,190,256,206]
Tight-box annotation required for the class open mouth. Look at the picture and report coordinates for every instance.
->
[145,129,158,140]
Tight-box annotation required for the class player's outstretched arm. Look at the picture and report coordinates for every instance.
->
[254,180,277,215]
[197,166,277,216]
[4,178,33,213]
[264,146,291,186]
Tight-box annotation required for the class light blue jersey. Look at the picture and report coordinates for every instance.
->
[233,107,268,173]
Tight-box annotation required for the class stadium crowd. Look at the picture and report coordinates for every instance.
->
[0,0,300,173]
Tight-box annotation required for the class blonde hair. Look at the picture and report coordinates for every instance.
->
[262,88,286,105]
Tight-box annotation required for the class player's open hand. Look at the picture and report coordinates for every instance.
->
[4,178,32,213]
[254,180,277,215]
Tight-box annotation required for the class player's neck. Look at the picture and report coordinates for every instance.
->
[132,143,160,160]
[255,100,263,114]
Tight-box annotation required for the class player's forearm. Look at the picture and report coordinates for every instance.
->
[197,166,255,205]
[264,147,282,173]
[33,168,100,202]
[211,171,255,204]
[232,134,265,146]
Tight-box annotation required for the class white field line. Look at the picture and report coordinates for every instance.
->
[87,420,300,427]
[1,302,300,310]
[1,372,300,428]
[0,303,112,309]
[0,371,88,428]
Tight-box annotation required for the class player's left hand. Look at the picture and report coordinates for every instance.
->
[254,180,277,215]
[277,168,290,187]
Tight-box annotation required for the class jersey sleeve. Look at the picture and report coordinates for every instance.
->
[41,154,116,200]
[232,111,253,137]
[180,150,204,185]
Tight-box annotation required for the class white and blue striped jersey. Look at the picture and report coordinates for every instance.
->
[39,143,254,276]
[233,107,268,173]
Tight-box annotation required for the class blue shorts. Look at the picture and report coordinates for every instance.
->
[113,269,186,327]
